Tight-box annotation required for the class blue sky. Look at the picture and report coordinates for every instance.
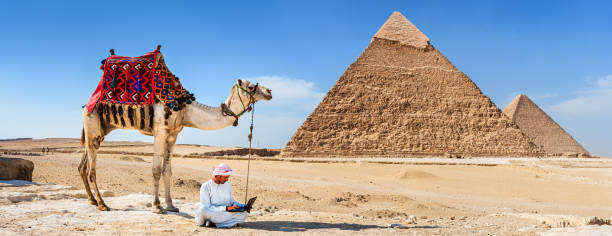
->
[0,1,610,156]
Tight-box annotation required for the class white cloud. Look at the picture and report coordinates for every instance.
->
[549,75,612,116]
[596,75,612,87]
[243,75,325,103]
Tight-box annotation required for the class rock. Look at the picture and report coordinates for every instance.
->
[578,153,591,158]
[185,179,201,189]
[174,178,201,189]
[459,216,467,220]
[561,152,578,158]
[586,216,611,225]
[450,216,455,220]
[443,153,465,159]
[406,215,417,224]
[557,220,572,228]
[145,203,152,207]
[419,215,428,219]
[0,157,34,181]
[101,190,114,197]
[174,178,185,186]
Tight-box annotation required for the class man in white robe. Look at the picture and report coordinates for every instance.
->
[195,163,248,228]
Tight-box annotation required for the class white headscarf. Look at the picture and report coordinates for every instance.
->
[211,163,232,176]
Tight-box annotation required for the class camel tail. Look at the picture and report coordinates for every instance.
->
[80,128,85,146]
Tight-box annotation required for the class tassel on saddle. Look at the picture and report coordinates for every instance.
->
[105,103,111,125]
[118,105,126,127]
[149,106,154,130]
[127,106,134,127]
[140,107,145,130]
[97,103,107,133]
[111,104,118,124]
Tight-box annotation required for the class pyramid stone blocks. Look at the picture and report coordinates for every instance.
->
[282,12,543,157]
[503,94,589,156]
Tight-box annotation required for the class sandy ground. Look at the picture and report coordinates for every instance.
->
[1,139,611,235]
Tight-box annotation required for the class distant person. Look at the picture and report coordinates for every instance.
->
[45,147,50,155]
[195,163,249,228]
[42,147,45,155]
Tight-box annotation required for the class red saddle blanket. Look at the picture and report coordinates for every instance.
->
[85,50,192,113]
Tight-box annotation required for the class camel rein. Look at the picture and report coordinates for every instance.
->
[221,83,256,126]
[244,100,254,204]
[218,83,257,203]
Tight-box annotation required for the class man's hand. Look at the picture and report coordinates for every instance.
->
[226,205,240,211]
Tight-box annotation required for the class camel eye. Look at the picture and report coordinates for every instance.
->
[248,85,254,91]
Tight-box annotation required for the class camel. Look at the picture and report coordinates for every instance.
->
[80,78,272,213]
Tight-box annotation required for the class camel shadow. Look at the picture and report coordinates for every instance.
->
[241,221,439,232]
[169,211,195,219]
[118,207,195,219]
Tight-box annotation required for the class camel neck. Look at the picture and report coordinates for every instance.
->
[181,88,251,130]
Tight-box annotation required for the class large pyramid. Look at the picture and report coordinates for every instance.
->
[503,94,589,156]
[283,12,543,157]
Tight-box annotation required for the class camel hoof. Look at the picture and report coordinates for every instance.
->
[89,199,98,206]
[152,205,166,214]
[97,204,110,211]
[166,206,179,212]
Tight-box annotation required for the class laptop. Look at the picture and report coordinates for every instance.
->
[227,196,257,212]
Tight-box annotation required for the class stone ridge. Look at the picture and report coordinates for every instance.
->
[282,35,544,157]
[373,11,430,49]
[503,94,589,155]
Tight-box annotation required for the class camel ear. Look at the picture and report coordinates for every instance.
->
[237,79,242,87]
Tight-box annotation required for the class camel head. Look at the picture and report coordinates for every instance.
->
[236,78,273,102]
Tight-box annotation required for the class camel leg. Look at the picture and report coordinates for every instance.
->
[163,134,179,212]
[78,152,97,205]
[151,133,168,214]
[87,137,110,211]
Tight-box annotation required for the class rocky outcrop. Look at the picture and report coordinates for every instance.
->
[283,12,543,157]
[185,148,281,158]
[0,157,34,181]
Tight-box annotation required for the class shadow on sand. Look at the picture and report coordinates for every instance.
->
[117,207,195,219]
[169,211,195,219]
[241,221,439,232]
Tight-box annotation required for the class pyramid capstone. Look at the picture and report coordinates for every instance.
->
[373,11,430,49]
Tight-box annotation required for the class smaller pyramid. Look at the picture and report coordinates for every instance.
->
[503,94,589,156]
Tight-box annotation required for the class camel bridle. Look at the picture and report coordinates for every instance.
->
[221,83,258,127]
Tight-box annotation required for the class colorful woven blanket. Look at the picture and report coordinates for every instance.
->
[85,49,194,115]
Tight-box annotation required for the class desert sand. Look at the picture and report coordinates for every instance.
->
[1,138,611,235]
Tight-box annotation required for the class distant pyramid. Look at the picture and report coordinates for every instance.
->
[503,94,589,156]
[282,12,543,157]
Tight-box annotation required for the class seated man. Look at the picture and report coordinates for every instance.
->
[195,163,248,228]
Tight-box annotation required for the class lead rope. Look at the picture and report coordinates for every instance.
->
[244,102,254,204]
